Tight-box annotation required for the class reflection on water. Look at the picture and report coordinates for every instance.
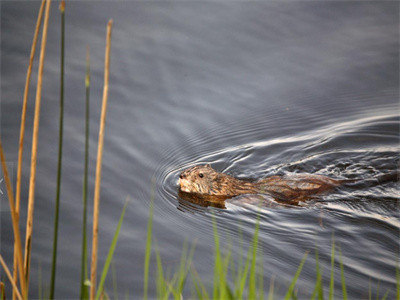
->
[2,1,399,298]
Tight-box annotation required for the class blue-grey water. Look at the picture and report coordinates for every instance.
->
[1,1,399,298]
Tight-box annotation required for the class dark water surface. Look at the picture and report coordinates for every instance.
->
[1,1,399,298]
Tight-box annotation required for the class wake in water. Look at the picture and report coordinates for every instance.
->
[163,113,399,211]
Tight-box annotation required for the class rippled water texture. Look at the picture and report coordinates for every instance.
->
[1,2,399,298]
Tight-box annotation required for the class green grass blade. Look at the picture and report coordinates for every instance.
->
[329,239,335,300]
[284,251,309,300]
[249,218,260,299]
[175,240,196,297]
[220,246,232,300]
[111,260,118,300]
[191,265,209,300]
[338,247,347,300]
[381,289,389,300]
[95,200,128,300]
[369,279,371,300]
[212,216,222,299]
[80,45,91,300]
[237,245,252,298]
[311,249,324,300]
[49,3,65,298]
[144,185,155,300]
[191,271,203,300]
[376,280,380,300]
[155,243,168,299]
[236,223,260,299]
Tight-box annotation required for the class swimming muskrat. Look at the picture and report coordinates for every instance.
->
[178,164,399,202]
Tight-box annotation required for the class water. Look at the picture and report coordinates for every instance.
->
[1,1,399,298]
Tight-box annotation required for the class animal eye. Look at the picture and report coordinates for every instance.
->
[199,173,204,178]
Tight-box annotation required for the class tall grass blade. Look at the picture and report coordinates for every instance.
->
[329,240,335,300]
[338,247,347,300]
[369,279,371,300]
[80,44,91,300]
[1,282,5,300]
[376,280,380,300]
[167,240,196,299]
[237,219,261,299]
[191,272,203,300]
[178,241,196,297]
[13,2,46,298]
[284,251,309,300]
[381,289,389,300]
[176,240,188,297]
[143,184,155,300]
[24,0,52,291]
[191,265,209,300]
[95,201,128,300]
[212,216,222,299]
[49,2,65,298]
[111,260,118,300]
[219,245,232,300]
[237,242,252,298]
[249,218,260,299]
[0,255,23,300]
[90,19,113,300]
[154,243,168,299]
[311,249,324,300]
[0,141,27,297]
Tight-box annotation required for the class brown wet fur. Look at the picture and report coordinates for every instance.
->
[178,164,342,202]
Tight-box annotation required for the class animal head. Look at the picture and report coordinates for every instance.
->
[178,164,225,195]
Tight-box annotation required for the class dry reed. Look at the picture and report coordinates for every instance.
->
[0,142,26,298]
[90,19,113,300]
[0,255,23,300]
[23,0,52,290]
[0,281,5,300]
[13,1,46,298]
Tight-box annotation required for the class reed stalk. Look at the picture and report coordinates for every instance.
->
[80,45,91,300]
[0,141,27,298]
[13,2,46,298]
[23,0,51,289]
[0,255,23,300]
[49,2,65,298]
[0,281,5,300]
[90,19,113,300]
[144,183,155,300]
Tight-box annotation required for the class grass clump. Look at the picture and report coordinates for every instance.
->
[140,208,399,299]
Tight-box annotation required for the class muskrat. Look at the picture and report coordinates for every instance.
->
[178,164,398,202]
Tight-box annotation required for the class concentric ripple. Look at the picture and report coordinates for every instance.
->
[153,106,399,297]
